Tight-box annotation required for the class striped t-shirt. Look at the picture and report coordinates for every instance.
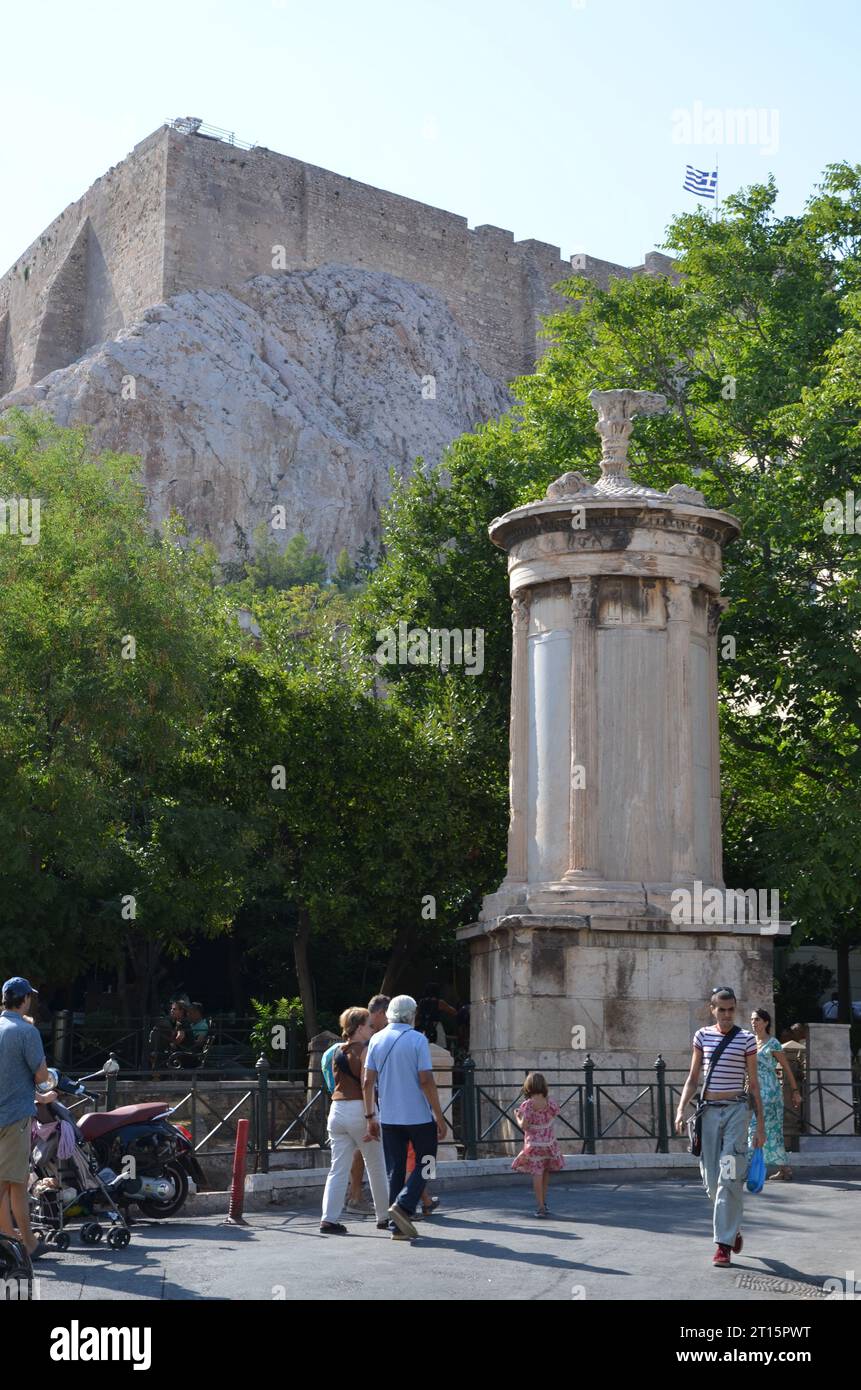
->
[693,1025,756,1091]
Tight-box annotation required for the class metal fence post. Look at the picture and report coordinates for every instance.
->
[53,1010,72,1069]
[462,1057,478,1160]
[256,1054,270,1173]
[104,1053,119,1111]
[655,1053,669,1153]
[583,1054,596,1155]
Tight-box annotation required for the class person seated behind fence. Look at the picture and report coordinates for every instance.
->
[167,1001,188,1040]
[169,1002,209,1068]
[149,1000,188,1069]
[414,982,458,1047]
[180,1003,209,1051]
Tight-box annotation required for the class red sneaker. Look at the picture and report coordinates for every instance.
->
[712,1244,732,1267]
[733,1231,743,1254]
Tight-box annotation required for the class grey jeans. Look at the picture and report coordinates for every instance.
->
[699,1099,749,1246]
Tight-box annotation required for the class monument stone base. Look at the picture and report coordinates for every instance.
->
[460,912,787,1076]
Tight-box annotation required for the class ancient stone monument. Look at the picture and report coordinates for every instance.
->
[0,119,673,396]
[459,388,790,1075]
[0,120,674,566]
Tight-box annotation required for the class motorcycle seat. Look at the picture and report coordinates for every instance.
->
[78,1103,168,1139]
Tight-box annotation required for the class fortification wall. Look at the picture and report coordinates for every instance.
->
[160,126,579,380]
[1,122,655,395]
[0,129,168,395]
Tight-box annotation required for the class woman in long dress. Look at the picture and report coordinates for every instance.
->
[749,1009,801,1181]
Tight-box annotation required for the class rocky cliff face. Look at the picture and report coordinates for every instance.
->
[0,264,510,564]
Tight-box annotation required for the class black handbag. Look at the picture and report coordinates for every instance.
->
[687,1025,741,1156]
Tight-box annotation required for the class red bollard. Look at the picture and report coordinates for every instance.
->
[224,1117,250,1226]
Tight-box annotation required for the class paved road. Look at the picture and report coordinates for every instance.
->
[12,1179,861,1301]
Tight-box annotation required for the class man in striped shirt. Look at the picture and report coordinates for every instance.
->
[675,987,765,1267]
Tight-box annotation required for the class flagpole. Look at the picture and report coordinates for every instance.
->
[714,154,719,223]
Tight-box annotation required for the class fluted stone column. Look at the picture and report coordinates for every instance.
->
[563,577,600,881]
[666,578,696,883]
[707,598,725,885]
[502,591,530,885]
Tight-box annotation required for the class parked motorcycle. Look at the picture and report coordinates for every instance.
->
[69,1072,205,1219]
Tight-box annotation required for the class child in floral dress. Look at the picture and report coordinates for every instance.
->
[512,1072,565,1215]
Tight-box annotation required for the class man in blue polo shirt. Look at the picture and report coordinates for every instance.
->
[362,994,447,1240]
[0,977,50,1259]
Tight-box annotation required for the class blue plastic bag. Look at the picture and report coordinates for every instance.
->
[746,1145,766,1193]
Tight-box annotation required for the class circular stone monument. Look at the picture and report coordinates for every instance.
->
[459,388,789,1077]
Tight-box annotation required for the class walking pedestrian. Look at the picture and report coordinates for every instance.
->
[0,978,50,1260]
[324,995,392,1216]
[749,1009,801,1181]
[511,1072,565,1216]
[675,986,765,1267]
[320,1008,390,1235]
[363,995,447,1241]
[367,995,391,1034]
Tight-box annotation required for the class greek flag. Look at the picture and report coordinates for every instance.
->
[684,165,717,199]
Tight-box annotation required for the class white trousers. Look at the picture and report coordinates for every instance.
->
[321,1100,390,1223]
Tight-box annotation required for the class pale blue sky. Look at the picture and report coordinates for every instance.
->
[1,0,858,274]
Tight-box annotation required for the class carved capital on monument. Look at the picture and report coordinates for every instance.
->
[707,595,729,634]
[664,577,696,624]
[588,388,667,479]
[511,592,530,630]
[569,577,594,622]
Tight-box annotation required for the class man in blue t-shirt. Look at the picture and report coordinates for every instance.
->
[0,977,49,1258]
[363,995,447,1240]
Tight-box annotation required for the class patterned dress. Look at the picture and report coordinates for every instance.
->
[511,1097,565,1174]
[748,1035,787,1165]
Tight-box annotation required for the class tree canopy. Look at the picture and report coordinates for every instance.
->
[360,163,861,1017]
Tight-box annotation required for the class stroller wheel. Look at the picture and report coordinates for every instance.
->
[54,1232,71,1252]
[80,1221,104,1245]
[107,1228,131,1250]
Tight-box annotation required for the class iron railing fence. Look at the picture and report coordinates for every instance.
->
[53,1056,861,1178]
[62,1067,325,1173]
[450,1060,861,1158]
[166,117,257,149]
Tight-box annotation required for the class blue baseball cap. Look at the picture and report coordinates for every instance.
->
[2,977,37,997]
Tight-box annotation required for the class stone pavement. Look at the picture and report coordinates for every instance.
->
[13,1178,860,1302]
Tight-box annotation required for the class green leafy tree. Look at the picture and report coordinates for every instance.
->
[245,526,328,591]
[360,165,861,1012]
[331,548,358,595]
[0,412,245,1005]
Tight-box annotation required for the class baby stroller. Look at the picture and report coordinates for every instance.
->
[29,1070,132,1252]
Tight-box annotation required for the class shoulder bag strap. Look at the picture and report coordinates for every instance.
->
[375,1027,412,1079]
[700,1025,741,1096]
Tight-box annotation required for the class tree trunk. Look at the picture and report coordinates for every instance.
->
[228,935,245,1015]
[117,955,130,1026]
[836,937,852,1024]
[379,921,420,998]
[294,907,317,1042]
